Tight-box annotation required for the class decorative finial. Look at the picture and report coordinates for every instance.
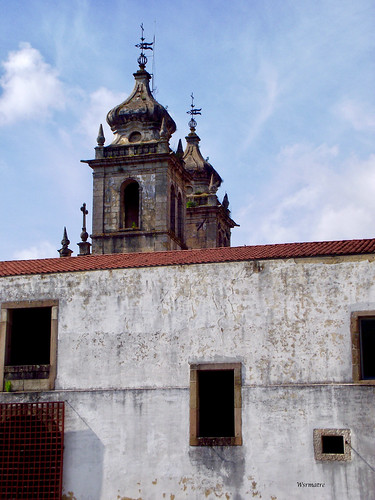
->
[135,23,153,70]
[58,227,73,257]
[176,139,184,157]
[78,203,91,256]
[97,124,105,147]
[222,193,229,210]
[186,93,202,131]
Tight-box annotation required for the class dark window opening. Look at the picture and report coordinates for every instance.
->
[360,318,375,379]
[7,308,51,366]
[170,185,176,233]
[123,181,139,228]
[0,402,64,499]
[322,435,345,454]
[177,193,183,240]
[198,370,234,438]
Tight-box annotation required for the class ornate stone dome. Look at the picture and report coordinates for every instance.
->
[106,69,176,146]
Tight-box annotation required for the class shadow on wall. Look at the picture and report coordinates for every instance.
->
[62,429,104,500]
[189,446,245,499]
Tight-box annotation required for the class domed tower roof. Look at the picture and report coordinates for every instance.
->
[106,57,176,147]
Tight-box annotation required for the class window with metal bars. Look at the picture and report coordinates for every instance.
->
[0,402,64,499]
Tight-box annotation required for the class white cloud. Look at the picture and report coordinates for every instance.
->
[78,87,126,144]
[335,98,375,132]
[12,241,57,260]
[239,144,375,244]
[0,43,65,125]
[243,62,280,148]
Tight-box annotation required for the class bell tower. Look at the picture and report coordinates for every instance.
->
[83,28,189,254]
[183,95,238,248]
[83,28,237,255]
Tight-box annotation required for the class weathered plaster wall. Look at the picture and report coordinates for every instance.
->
[1,255,375,499]
[1,256,375,388]
[0,385,374,500]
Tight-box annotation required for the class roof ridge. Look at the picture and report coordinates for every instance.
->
[1,238,375,278]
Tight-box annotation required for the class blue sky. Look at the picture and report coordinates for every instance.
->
[0,0,374,260]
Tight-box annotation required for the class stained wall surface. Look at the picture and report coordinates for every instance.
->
[1,254,375,499]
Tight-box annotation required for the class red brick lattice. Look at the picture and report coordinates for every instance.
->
[0,402,64,499]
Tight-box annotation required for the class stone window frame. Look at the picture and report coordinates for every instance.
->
[190,362,242,446]
[351,310,375,384]
[313,429,351,461]
[0,300,58,392]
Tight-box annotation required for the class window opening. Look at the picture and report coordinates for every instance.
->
[177,192,183,240]
[170,185,176,233]
[313,429,351,461]
[190,363,242,446]
[322,435,344,454]
[360,318,375,379]
[7,308,51,366]
[123,181,139,228]
[198,370,234,438]
[1,301,58,391]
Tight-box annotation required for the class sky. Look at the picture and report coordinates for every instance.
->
[0,0,374,260]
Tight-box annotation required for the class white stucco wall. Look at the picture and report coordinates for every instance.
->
[1,254,375,499]
[2,255,375,388]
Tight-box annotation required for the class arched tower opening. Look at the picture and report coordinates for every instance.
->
[177,192,183,240]
[170,185,176,234]
[121,180,140,229]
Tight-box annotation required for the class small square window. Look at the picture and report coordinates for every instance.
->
[351,312,375,383]
[0,301,58,392]
[313,429,351,461]
[190,363,242,446]
[321,435,344,454]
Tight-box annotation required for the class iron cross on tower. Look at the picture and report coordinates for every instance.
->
[80,203,88,242]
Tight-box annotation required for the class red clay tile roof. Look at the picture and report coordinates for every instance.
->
[1,238,375,278]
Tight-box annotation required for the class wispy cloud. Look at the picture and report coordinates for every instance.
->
[0,43,65,125]
[242,62,280,148]
[238,143,375,244]
[12,241,57,260]
[335,98,375,132]
[78,87,126,143]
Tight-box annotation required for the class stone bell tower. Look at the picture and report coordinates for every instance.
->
[183,95,238,249]
[83,29,237,255]
[83,30,189,254]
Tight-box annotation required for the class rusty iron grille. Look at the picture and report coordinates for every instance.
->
[0,402,64,499]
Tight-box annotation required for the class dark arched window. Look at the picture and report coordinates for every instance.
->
[122,180,140,228]
[177,192,183,240]
[170,185,176,234]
